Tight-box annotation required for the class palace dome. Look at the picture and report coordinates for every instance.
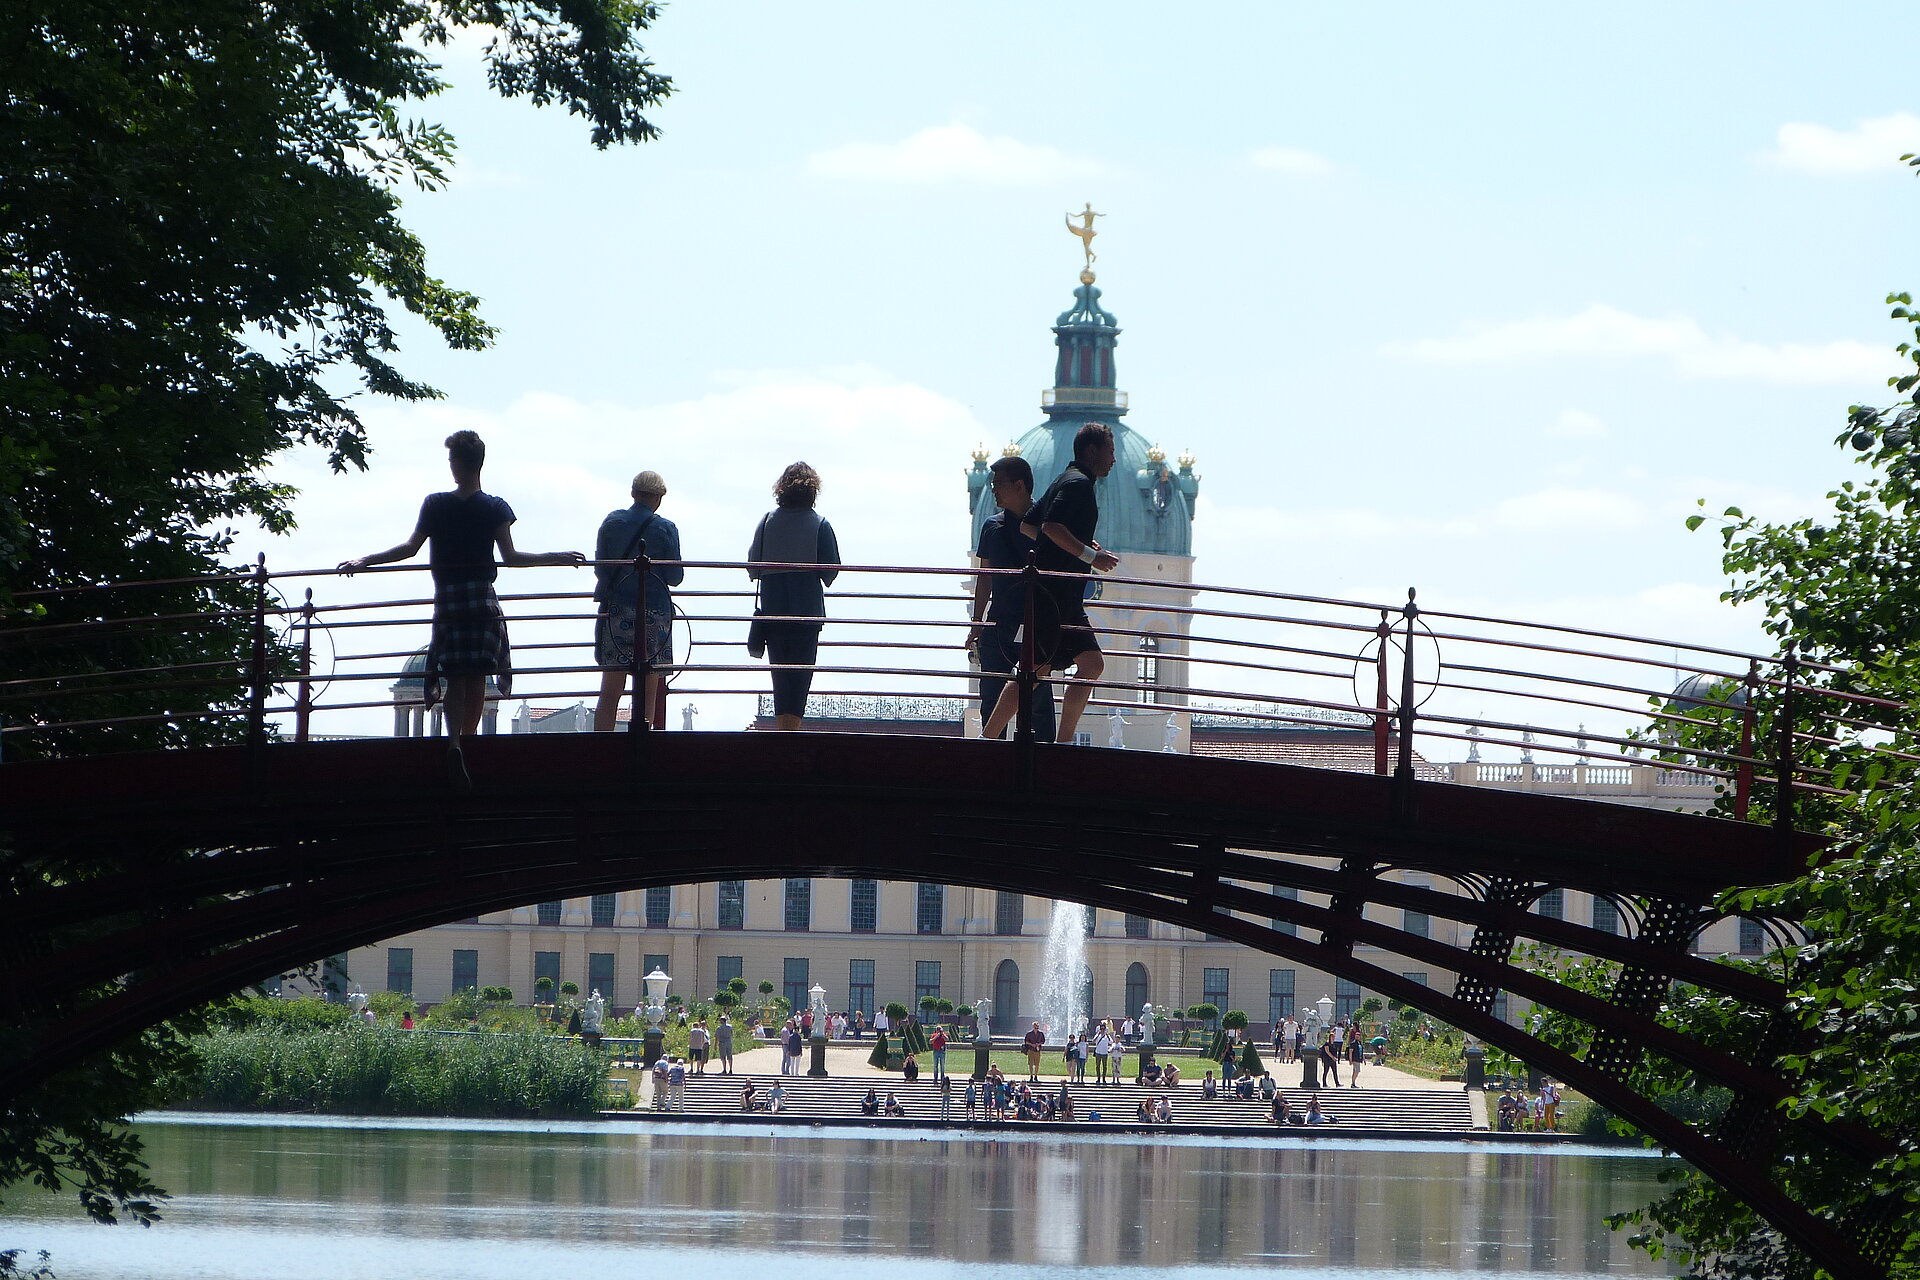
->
[967,273,1197,558]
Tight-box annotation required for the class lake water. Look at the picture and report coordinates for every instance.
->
[0,1113,1674,1278]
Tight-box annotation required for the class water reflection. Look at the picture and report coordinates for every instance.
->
[0,1116,1672,1276]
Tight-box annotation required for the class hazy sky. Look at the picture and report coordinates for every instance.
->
[267,3,1919,740]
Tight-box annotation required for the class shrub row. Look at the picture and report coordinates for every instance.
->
[182,1025,606,1118]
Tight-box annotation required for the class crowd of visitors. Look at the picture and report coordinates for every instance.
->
[1495,1081,1561,1131]
[961,1066,1080,1122]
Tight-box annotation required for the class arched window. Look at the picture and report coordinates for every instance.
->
[1125,962,1150,1019]
[994,959,1020,1033]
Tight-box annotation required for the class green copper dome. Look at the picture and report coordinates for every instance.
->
[968,273,1197,557]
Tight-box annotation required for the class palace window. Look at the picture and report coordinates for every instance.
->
[1402,910,1430,939]
[848,960,874,1019]
[451,949,478,995]
[1126,963,1151,1019]
[782,958,810,1012]
[537,901,562,926]
[386,947,413,995]
[851,879,878,933]
[588,952,614,1000]
[1138,634,1160,703]
[717,881,745,930]
[1737,918,1767,954]
[717,956,743,990]
[785,879,812,932]
[1536,888,1565,920]
[1335,977,1362,1020]
[915,961,941,1008]
[644,887,671,928]
[1268,969,1295,1028]
[591,894,616,928]
[1125,914,1151,939]
[534,951,560,999]
[995,892,1023,936]
[916,883,944,935]
[1591,897,1620,935]
[1202,968,1229,1022]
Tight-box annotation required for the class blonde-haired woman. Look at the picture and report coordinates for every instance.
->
[748,462,841,729]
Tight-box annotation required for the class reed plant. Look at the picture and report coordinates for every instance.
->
[184,1025,606,1118]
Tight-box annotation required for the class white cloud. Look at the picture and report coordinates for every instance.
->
[1391,304,1891,386]
[806,124,1108,184]
[1761,111,1920,175]
[1546,409,1606,440]
[1247,145,1334,175]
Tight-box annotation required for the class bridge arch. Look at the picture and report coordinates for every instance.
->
[0,731,1888,1279]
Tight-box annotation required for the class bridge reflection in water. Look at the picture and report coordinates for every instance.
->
[0,1117,1672,1276]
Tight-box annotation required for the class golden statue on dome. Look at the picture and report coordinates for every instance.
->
[1065,203,1103,275]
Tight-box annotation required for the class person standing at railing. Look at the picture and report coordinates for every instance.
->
[968,454,1056,741]
[338,430,584,764]
[592,470,683,731]
[747,462,841,730]
[981,422,1119,744]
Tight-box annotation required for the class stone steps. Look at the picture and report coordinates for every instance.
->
[650,1072,1476,1131]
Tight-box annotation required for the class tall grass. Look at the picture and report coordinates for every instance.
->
[184,1026,606,1118]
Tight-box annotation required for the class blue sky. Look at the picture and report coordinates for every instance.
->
[270,3,1920,738]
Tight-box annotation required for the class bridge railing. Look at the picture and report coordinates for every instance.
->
[3,555,1911,828]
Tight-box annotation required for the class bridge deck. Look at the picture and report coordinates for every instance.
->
[4,731,1821,900]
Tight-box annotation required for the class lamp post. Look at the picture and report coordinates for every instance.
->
[971,996,993,1080]
[642,967,671,1067]
[808,983,830,1077]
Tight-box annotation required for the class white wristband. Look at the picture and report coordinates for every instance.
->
[1077,544,1098,565]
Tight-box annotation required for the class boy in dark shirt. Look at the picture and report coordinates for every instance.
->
[340,431,584,746]
[982,423,1119,743]
[968,455,1056,741]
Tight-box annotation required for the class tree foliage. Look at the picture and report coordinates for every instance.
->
[1543,300,1920,1278]
[0,2,673,1267]
[0,0,671,755]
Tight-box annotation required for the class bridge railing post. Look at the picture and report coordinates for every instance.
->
[246,552,269,754]
[629,551,651,734]
[1735,659,1758,821]
[1372,610,1391,776]
[1395,589,1418,814]
[1774,644,1798,836]
[1014,551,1039,747]
[293,587,314,743]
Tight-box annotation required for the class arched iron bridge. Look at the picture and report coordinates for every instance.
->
[2,556,1912,1280]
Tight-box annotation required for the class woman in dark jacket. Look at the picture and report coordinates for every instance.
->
[748,462,841,729]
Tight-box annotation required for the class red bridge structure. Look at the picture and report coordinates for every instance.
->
[1,555,1909,1279]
